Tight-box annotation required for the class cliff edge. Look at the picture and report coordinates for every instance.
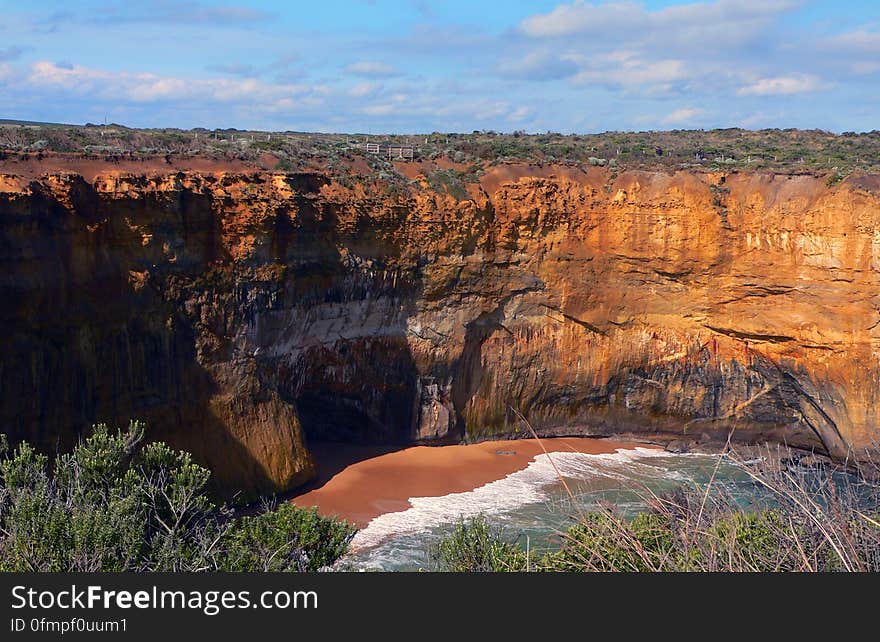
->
[2,165,878,494]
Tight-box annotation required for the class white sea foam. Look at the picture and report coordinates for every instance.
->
[350,446,689,550]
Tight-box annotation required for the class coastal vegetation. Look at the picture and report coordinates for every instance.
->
[0,422,355,572]
[432,457,880,572]
[2,120,880,179]
[3,419,879,573]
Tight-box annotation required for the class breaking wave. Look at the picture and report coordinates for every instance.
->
[350,447,694,550]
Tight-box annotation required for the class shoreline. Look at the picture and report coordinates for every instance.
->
[290,437,657,528]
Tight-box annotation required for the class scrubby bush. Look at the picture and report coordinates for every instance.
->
[220,504,356,572]
[432,457,880,572]
[3,123,880,176]
[545,512,679,572]
[430,516,532,572]
[0,422,356,572]
[425,169,471,201]
[826,171,845,187]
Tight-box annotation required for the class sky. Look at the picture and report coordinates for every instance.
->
[0,0,878,133]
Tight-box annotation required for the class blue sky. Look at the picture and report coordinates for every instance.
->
[0,0,878,133]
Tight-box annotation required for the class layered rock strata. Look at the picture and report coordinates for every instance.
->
[1,166,878,493]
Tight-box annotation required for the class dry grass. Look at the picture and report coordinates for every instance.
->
[433,412,880,572]
[433,448,880,572]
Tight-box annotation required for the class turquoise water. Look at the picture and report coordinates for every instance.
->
[341,448,767,571]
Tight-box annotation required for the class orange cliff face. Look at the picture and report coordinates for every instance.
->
[1,164,878,495]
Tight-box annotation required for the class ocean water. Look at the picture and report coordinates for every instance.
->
[341,448,767,571]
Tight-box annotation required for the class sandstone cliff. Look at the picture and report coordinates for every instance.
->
[1,165,878,495]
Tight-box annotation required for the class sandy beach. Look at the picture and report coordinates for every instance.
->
[291,437,656,527]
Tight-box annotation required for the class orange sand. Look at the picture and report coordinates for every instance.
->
[291,438,656,527]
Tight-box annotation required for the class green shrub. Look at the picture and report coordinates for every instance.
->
[700,511,787,571]
[826,171,845,187]
[431,516,532,572]
[426,169,470,201]
[545,512,678,572]
[220,504,356,572]
[432,460,880,573]
[0,422,355,572]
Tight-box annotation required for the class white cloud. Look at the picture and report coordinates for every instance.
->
[736,110,782,128]
[852,61,880,75]
[207,63,260,78]
[818,29,880,77]
[662,107,704,125]
[737,73,825,96]
[27,61,326,106]
[349,82,381,98]
[346,61,399,77]
[128,77,190,102]
[520,0,801,49]
[29,60,109,89]
[0,1,873,133]
[362,103,395,116]
[823,29,880,53]
[355,91,532,129]
[95,1,272,26]
[23,59,530,131]
[520,1,638,38]
[0,46,24,61]
[572,53,689,89]
[474,102,510,120]
[513,1,809,97]
[497,51,579,80]
[507,106,535,123]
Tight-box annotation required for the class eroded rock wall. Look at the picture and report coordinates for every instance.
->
[1,167,878,494]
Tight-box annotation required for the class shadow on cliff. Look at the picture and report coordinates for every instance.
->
[285,186,502,453]
[269,183,427,452]
[0,177,281,499]
[0,173,490,501]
